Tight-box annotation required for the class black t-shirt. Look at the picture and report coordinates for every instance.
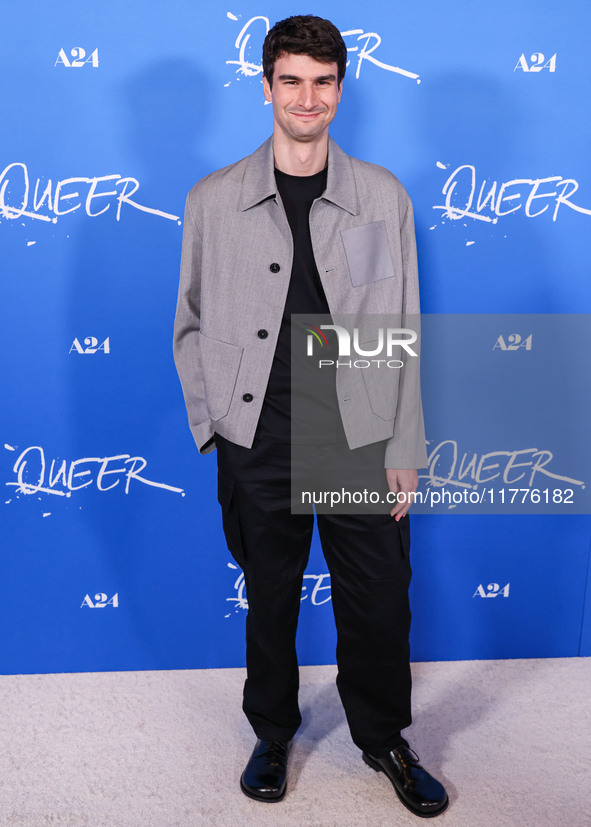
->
[255,166,346,443]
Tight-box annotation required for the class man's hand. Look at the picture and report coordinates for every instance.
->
[386,469,418,520]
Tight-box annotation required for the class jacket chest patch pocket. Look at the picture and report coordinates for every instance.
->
[340,220,394,287]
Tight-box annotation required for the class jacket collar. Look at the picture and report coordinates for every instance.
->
[239,134,359,216]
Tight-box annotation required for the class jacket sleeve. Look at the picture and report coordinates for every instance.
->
[384,196,429,470]
[173,193,215,454]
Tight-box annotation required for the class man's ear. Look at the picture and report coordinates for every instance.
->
[262,74,273,103]
[337,80,343,103]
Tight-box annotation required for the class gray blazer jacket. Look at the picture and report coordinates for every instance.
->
[173,135,428,469]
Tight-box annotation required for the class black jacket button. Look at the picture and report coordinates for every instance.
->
[269,262,280,273]
[257,329,268,339]
[242,393,253,403]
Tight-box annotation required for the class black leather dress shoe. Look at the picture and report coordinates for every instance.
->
[363,744,448,818]
[240,739,289,802]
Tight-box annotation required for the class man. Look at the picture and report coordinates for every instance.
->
[174,15,448,818]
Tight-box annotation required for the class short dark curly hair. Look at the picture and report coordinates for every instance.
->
[262,15,347,88]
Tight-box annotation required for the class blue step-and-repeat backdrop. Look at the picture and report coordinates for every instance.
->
[1,1,590,674]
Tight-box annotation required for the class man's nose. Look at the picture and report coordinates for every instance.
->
[297,83,318,109]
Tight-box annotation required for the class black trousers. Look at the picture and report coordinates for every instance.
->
[215,434,412,758]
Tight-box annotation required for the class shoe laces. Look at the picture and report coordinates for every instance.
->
[395,744,420,765]
[264,740,288,765]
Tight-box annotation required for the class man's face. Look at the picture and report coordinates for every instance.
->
[262,52,342,144]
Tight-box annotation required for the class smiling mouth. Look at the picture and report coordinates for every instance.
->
[289,110,325,117]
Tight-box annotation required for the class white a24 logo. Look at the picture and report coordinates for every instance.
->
[81,593,119,608]
[493,333,532,351]
[473,583,510,598]
[514,53,556,72]
[70,337,110,354]
[55,48,99,68]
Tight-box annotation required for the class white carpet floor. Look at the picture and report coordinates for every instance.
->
[0,658,589,826]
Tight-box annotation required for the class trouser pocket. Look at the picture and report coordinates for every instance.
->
[217,470,245,568]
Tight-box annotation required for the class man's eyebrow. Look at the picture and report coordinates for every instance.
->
[277,73,337,82]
